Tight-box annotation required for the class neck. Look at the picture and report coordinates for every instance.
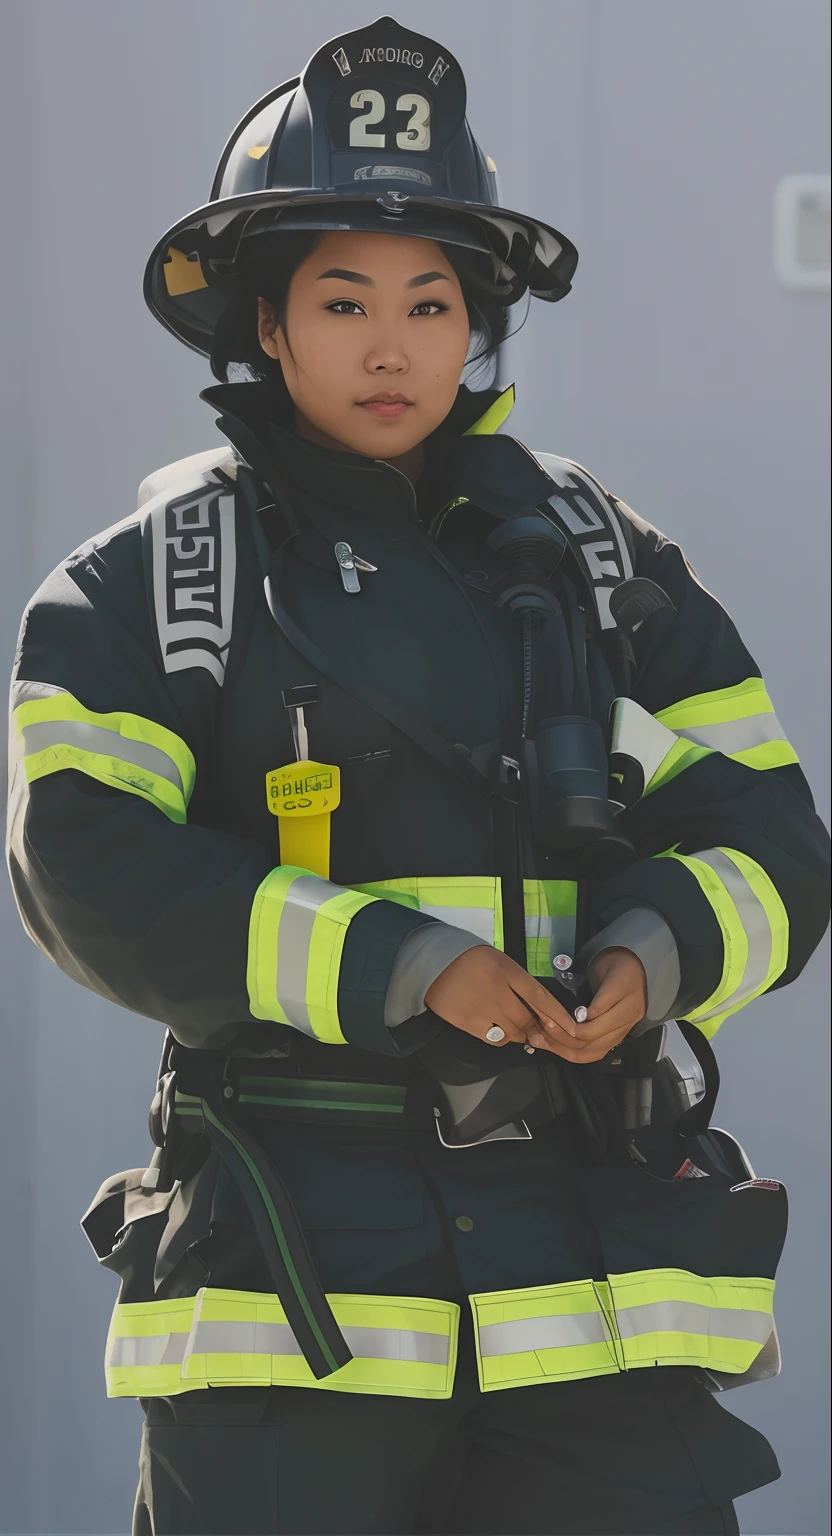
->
[293,409,425,486]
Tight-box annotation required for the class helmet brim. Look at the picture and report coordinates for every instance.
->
[144,188,578,358]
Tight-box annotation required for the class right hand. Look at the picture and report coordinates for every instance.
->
[424,946,579,1054]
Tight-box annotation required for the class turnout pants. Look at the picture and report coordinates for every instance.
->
[133,1340,778,1535]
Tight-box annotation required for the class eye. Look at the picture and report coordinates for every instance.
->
[326,300,367,316]
[410,300,450,317]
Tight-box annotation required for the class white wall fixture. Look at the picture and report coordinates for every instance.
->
[774,173,831,291]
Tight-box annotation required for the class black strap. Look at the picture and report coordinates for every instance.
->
[265,542,493,805]
[200,1092,352,1380]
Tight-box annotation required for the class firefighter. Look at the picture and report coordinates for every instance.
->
[7,16,830,1536]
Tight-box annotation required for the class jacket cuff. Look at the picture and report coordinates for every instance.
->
[384,923,489,1027]
[593,856,724,1019]
[577,906,681,1031]
[337,898,446,1056]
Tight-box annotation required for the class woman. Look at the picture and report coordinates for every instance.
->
[8,17,830,1536]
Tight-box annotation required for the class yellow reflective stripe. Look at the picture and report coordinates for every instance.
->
[665,848,788,1037]
[471,1279,621,1391]
[13,690,195,824]
[656,676,774,728]
[462,384,516,436]
[655,678,798,769]
[730,740,800,771]
[107,1289,459,1401]
[524,879,577,975]
[247,867,379,1043]
[608,697,712,800]
[351,876,575,967]
[351,876,500,947]
[105,1296,195,1398]
[610,1269,775,1375]
[647,738,712,793]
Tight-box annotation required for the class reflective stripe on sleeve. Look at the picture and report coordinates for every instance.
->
[11,683,195,823]
[609,1269,776,1375]
[663,847,789,1035]
[247,867,380,1043]
[655,677,799,771]
[106,1289,459,1400]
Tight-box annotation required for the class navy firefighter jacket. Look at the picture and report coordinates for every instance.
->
[6,380,830,1398]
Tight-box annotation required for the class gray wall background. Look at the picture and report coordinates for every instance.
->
[0,1,828,1532]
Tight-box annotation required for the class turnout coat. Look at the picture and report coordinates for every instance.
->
[7,381,830,1402]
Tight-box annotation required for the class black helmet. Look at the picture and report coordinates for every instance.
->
[144,14,578,357]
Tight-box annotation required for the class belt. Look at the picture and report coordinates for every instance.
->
[174,1070,429,1132]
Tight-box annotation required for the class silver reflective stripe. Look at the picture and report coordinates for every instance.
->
[419,904,495,944]
[275,873,342,1038]
[525,914,576,951]
[107,1333,188,1368]
[693,850,772,1021]
[609,697,681,787]
[21,719,184,793]
[478,1311,610,1358]
[616,1300,773,1345]
[676,714,786,755]
[187,1319,449,1365]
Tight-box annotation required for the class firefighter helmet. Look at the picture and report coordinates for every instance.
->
[144,14,578,356]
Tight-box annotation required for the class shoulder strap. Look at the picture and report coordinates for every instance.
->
[525,450,635,631]
[141,462,238,687]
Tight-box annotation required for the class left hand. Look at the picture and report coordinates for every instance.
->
[527,946,648,1063]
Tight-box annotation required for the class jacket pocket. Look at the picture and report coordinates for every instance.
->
[81,1168,178,1303]
[580,1148,787,1379]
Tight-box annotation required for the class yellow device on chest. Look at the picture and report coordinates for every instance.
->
[266,686,339,878]
[265,760,341,878]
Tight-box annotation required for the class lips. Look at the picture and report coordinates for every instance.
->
[358,398,413,419]
[359,390,414,420]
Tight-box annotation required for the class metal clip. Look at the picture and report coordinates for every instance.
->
[335,542,377,594]
[282,684,317,761]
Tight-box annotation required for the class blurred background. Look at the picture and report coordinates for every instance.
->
[0,2,828,1532]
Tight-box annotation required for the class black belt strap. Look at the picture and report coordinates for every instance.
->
[200,1091,352,1380]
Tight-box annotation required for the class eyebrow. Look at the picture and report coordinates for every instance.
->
[316,268,450,290]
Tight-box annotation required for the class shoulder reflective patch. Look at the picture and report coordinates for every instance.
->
[528,451,634,629]
[11,682,195,823]
[147,476,237,686]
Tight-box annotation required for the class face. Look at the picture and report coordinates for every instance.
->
[257,231,471,458]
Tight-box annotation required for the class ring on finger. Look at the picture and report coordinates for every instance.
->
[485,1025,506,1044]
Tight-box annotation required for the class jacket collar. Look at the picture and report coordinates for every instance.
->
[200,378,518,521]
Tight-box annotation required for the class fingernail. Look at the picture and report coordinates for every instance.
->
[574,1006,588,1024]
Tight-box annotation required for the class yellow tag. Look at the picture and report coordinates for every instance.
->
[265,761,341,818]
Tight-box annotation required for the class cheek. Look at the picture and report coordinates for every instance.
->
[285,318,357,401]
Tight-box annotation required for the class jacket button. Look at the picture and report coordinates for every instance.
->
[455,1216,474,1232]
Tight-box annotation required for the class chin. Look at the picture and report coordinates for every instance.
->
[348,418,426,456]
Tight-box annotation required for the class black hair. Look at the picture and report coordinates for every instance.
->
[209,229,513,388]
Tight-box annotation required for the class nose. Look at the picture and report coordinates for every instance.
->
[364,330,410,374]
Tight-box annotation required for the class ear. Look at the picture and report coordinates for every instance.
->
[257,297,282,361]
